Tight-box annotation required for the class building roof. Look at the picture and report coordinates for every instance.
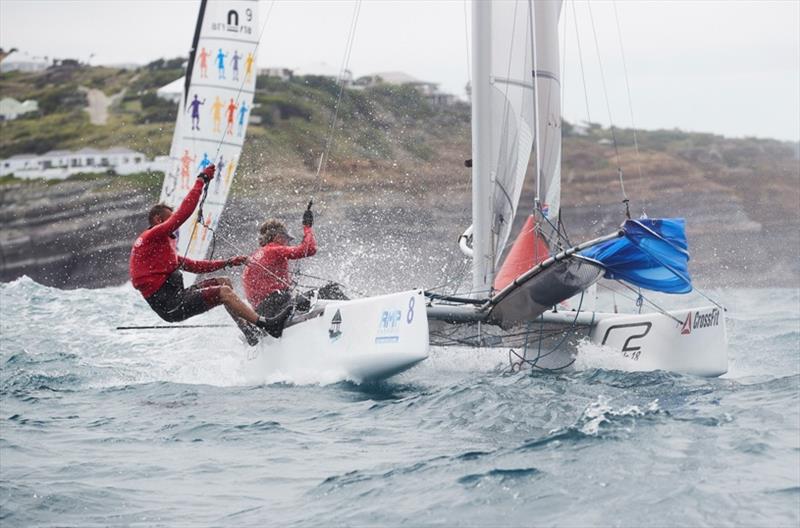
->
[42,150,73,157]
[295,62,352,80]
[2,146,146,164]
[157,77,185,95]
[104,147,138,154]
[366,71,437,87]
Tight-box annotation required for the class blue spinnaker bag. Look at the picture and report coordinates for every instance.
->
[579,218,692,294]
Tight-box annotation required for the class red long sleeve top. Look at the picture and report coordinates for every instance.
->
[129,178,227,298]
[243,226,317,307]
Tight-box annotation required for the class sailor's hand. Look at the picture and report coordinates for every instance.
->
[302,205,313,227]
[199,164,216,183]
[226,255,248,267]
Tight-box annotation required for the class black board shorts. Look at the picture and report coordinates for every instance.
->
[146,271,224,323]
[255,289,292,318]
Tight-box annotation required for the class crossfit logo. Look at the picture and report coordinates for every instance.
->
[680,312,692,335]
[679,308,720,335]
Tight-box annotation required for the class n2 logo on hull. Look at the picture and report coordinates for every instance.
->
[601,322,652,361]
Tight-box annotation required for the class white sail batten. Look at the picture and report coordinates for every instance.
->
[159,0,259,277]
[471,0,563,286]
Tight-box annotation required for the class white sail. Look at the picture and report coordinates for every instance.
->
[471,0,563,293]
[531,0,563,246]
[159,0,259,269]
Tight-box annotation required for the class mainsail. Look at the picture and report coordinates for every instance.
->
[471,0,563,295]
[159,0,259,269]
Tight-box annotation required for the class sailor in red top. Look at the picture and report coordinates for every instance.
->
[129,164,287,341]
[243,206,317,325]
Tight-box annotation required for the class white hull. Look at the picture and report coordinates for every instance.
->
[518,305,728,376]
[587,305,727,377]
[242,290,429,383]
[429,303,728,377]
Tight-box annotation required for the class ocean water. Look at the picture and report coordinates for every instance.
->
[1,277,798,527]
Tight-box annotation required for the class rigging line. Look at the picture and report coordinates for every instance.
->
[614,280,683,325]
[611,0,645,186]
[586,0,629,209]
[530,290,585,366]
[571,0,592,125]
[314,0,362,185]
[297,0,362,286]
[596,280,640,304]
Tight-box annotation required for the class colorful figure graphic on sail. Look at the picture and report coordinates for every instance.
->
[237,101,249,136]
[244,52,255,83]
[187,94,205,131]
[216,48,227,80]
[211,96,224,133]
[231,51,241,81]
[214,155,226,194]
[179,149,196,190]
[197,47,210,78]
[197,152,212,173]
[225,157,236,186]
[225,98,238,136]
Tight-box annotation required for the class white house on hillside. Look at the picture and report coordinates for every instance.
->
[0,98,39,120]
[0,51,50,73]
[354,71,455,106]
[0,147,167,180]
[156,77,185,104]
[294,62,353,84]
[258,67,293,81]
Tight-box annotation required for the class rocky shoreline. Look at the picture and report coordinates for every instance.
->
[1,144,797,293]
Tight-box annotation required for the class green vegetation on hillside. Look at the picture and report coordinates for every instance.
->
[1,62,796,213]
[0,62,468,166]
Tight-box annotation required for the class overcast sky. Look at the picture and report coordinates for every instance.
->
[1,0,798,141]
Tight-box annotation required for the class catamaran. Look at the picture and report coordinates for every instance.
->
[159,0,727,382]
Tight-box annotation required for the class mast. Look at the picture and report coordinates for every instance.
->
[471,0,493,297]
[183,0,209,107]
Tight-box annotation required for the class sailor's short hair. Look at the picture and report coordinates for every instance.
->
[148,204,173,226]
[259,219,287,246]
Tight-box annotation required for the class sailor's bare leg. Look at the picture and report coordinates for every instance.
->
[218,286,260,324]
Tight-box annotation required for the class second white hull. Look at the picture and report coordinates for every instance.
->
[241,290,429,384]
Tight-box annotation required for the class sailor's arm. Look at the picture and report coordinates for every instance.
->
[283,205,317,259]
[179,255,247,273]
[150,165,215,237]
[284,226,317,259]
